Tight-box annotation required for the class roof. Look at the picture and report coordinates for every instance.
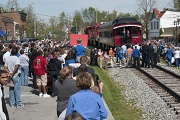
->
[99,17,142,30]
[152,8,165,19]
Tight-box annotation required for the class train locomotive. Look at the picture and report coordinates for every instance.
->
[85,17,142,49]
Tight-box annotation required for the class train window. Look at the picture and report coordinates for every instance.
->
[132,27,138,36]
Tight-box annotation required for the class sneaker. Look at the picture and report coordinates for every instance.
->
[39,93,43,97]
[43,94,50,98]
[16,104,24,108]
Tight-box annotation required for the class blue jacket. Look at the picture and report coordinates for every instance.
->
[66,90,108,120]
[132,48,140,58]
[74,45,85,59]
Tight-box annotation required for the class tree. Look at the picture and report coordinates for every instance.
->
[6,0,20,11]
[173,0,180,11]
[136,0,158,39]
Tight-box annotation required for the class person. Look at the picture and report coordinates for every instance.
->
[73,56,94,77]
[65,49,77,67]
[126,45,133,67]
[64,112,83,120]
[28,48,38,89]
[132,46,140,67]
[174,48,180,68]
[98,49,104,68]
[103,51,110,68]
[141,42,148,67]
[56,66,78,117]
[147,43,154,68]
[0,44,5,70]
[133,42,140,50]
[66,72,108,120]
[74,38,85,61]
[4,46,24,108]
[114,45,120,63]
[33,50,50,97]
[166,47,173,67]
[48,51,62,97]
[19,49,29,86]
[118,48,125,66]
[0,70,9,120]
[3,44,12,63]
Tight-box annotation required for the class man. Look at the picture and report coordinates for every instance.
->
[3,44,12,63]
[0,44,5,70]
[73,56,94,77]
[33,50,50,97]
[0,70,9,120]
[74,38,85,61]
[4,47,24,108]
[132,46,140,67]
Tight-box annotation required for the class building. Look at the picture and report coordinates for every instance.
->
[0,8,27,41]
[149,8,180,44]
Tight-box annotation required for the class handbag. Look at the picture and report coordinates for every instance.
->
[6,77,14,87]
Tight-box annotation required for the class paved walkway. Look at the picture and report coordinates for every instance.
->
[4,78,114,120]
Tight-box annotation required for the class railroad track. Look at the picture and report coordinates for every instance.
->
[131,65,180,114]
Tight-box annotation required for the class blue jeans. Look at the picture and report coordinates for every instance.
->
[9,75,22,106]
[175,58,180,67]
[168,60,172,67]
[21,66,29,86]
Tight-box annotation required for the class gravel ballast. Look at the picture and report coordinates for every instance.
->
[108,67,180,120]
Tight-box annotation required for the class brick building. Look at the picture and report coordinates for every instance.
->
[0,8,26,41]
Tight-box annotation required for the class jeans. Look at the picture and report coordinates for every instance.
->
[21,66,29,86]
[168,60,172,67]
[9,75,22,106]
[175,58,179,67]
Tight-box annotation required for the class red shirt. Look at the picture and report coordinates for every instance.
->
[33,55,46,75]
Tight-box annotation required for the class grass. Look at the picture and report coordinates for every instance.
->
[92,66,142,120]
[86,48,143,119]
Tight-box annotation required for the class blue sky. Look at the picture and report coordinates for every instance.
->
[0,0,173,23]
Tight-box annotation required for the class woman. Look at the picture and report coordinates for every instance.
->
[66,72,108,120]
[28,48,38,89]
[166,47,173,67]
[48,51,62,97]
[19,49,29,86]
[55,66,78,117]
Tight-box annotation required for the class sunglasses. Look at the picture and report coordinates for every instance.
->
[1,76,8,79]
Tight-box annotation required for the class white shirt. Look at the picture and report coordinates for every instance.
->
[4,56,21,78]
[133,45,140,50]
[174,50,180,58]
[19,54,29,67]
[3,51,10,63]
[121,45,127,53]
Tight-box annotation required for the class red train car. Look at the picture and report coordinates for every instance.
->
[98,17,142,48]
[84,22,106,45]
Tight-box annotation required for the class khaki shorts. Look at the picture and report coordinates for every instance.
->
[36,74,47,86]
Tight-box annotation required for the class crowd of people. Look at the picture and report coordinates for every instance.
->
[0,37,179,120]
[0,38,108,120]
[90,40,180,69]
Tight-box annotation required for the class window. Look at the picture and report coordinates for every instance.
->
[132,27,138,36]
[154,21,156,29]
[151,22,153,30]
[157,21,159,29]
